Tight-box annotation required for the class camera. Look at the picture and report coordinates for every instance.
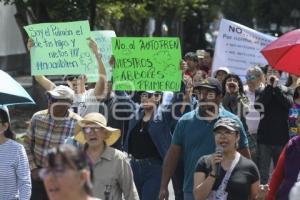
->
[270,77,275,84]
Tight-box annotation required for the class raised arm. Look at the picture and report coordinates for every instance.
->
[88,38,107,100]
[27,38,56,91]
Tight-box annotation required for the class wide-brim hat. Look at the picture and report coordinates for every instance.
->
[74,113,121,146]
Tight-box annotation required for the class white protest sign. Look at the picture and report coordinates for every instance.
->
[89,30,116,82]
[212,19,276,81]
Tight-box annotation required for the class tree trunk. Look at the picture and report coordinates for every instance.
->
[89,0,97,30]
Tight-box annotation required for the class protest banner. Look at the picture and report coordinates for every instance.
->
[24,20,97,75]
[90,30,116,82]
[112,37,182,91]
[212,18,276,81]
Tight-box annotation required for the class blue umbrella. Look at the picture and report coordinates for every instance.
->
[0,70,35,106]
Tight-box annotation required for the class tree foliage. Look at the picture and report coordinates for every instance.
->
[1,0,218,51]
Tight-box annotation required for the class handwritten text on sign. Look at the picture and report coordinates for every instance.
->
[112,37,182,91]
[25,20,96,75]
[212,18,276,81]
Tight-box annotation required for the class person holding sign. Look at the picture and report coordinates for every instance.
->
[28,38,107,117]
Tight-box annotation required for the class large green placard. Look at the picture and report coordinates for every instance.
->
[112,37,182,91]
[24,20,97,75]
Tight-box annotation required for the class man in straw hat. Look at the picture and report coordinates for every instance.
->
[74,112,139,200]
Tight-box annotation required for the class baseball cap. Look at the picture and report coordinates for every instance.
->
[184,52,198,62]
[213,117,240,132]
[193,77,222,94]
[213,67,230,77]
[47,85,75,102]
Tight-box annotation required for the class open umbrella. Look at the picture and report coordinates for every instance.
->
[261,29,300,76]
[0,70,35,106]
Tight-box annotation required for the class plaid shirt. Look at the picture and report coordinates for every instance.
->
[24,109,81,170]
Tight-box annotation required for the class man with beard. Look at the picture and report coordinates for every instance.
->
[159,77,250,200]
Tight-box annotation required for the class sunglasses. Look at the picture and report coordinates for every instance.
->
[65,75,83,82]
[82,126,104,134]
[39,165,68,180]
[140,92,161,99]
[246,74,258,81]
[214,130,236,137]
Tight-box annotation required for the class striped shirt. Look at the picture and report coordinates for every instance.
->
[24,110,81,170]
[0,139,31,200]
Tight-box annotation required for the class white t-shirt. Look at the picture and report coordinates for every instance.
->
[244,85,260,134]
[289,181,300,200]
[72,89,100,117]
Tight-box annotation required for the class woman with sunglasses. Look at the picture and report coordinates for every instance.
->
[123,87,184,200]
[74,112,139,200]
[40,144,100,200]
[0,106,31,200]
[193,117,260,200]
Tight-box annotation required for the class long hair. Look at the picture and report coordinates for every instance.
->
[222,74,245,96]
[285,75,293,87]
[0,109,15,140]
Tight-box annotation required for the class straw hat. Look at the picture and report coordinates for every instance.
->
[74,113,121,146]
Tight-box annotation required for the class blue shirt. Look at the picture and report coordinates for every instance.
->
[172,106,249,193]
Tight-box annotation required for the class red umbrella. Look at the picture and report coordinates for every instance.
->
[261,29,300,76]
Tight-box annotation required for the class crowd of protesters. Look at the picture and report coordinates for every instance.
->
[1,37,300,200]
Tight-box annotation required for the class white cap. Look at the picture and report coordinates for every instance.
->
[289,181,300,200]
[47,85,74,102]
[213,67,230,77]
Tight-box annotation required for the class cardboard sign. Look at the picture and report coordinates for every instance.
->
[112,37,182,91]
[25,20,96,75]
[212,19,276,81]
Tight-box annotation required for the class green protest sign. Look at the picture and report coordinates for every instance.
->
[89,30,116,82]
[24,20,97,75]
[112,37,182,91]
